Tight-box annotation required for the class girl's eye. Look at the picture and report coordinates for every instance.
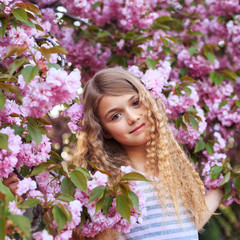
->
[111,113,121,121]
[132,99,140,107]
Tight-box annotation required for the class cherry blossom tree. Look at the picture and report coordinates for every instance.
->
[0,0,240,239]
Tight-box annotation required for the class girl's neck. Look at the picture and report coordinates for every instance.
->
[124,145,147,173]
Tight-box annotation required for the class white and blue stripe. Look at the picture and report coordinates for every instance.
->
[120,181,198,240]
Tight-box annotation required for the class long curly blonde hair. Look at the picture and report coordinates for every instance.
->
[73,68,208,228]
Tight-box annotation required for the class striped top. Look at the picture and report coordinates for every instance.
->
[120,180,198,240]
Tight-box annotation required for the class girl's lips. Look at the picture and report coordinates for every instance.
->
[130,123,145,133]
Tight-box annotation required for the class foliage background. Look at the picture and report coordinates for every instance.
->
[0,0,240,239]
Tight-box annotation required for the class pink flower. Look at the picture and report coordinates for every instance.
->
[32,230,53,240]
[68,200,82,228]
[64,103,84,132]
[8,201,25,215]
[54,230,72,240]
[16,178,37,196]
[17,135,51,168]
[141,61,171,98]
[21,68,81,118]
[0,127,21,178]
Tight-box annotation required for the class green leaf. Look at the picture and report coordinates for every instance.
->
[8,215,31,239]
[179,67,188,77]
[27,122,42,148]
[0,216,6,240]
[116,195,130,222]
[174,117,181,130]
[8,57,27,75]
[12,125,24,135]
[120,172,150,182]
[188,31,204,36]
[210,166,224,180]
[70,170,88,194]
[128,191,139,210]
[89,186,105,203]
[12,7,28,23]
[205,51,215,64]
[52,206,67,233]
[61,161,70,177]
[47,63,61,70]
[194,139,205,153]
[209,71,217,84]
[21,65,39,84]
[222,69,238,81]
[189,116,199,130]
[224,181,232,195]
[57,194,75,202]
[61,177,75,196]
[206,143,214,156]
[0,133,8,151]
[184,87,192,96]
[235,100,240,108]
[0,83,22,102]
[162,45,172,55]
[146,58,157,69]
[0,18,7,40]
[147,46,154,52]
[97,30,111,38]
[92,1,101,8]
[30,162,50,176]
[233,175,240,192]
[219,100,228,108]
[75,167,91,178]
[0,91,6,110]
[95,194,106,214]
[181,121,188,131]
[220,172,231,187]
[15,2,41,16]
[214,74,224,87]
[188,46,198,56]
[102,195,113,217]
[20,198,40,209]
[187,106,197,114]
[58,203,72,222]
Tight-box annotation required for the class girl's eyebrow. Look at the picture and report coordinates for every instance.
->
[104,94,137,119]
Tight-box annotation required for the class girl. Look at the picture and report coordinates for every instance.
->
[72,67,223,240]
[4,67,223,240]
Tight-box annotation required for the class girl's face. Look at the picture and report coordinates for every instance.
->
[98,93,148,149]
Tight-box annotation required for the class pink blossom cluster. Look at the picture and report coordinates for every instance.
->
[63,103,84,132]
[16,177,37,195]
[0,99,22,126]
[0,127,21,178]
[75,169,146,238]
[12,168,146,240]
[19,68,81,118]
[141,61,171,98]
[17,135,52,168]
[8,200,25,215]
[178,49,219,78]
[206,0,240,16]
[170,107,207,148]
[60,0,160,30]
[200,81,240,127]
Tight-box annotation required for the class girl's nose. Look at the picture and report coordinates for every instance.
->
[126,110,140,125]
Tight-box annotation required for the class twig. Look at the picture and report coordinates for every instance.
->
[49,170,59,178]
[34,36,66,69]
[57,10,91,27]
[13,168,24,180]
[168,0,196,18]
[31,204,43,232]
